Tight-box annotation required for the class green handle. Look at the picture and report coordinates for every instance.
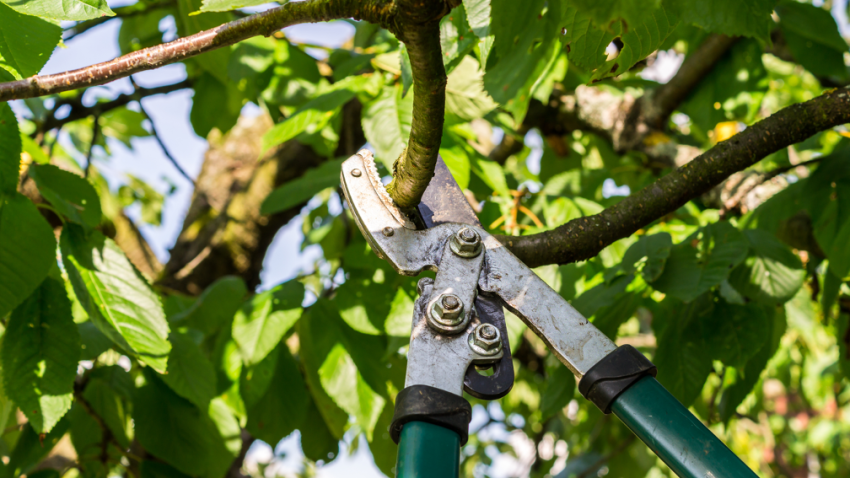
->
[396,421,460,478]
[611,376,757,478]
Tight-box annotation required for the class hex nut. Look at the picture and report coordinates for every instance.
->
[430,293,463,325]
[469,323,502,356]
[450,227,482,258]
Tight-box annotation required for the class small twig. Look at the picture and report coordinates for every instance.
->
[129,77,196,185]
[39,79,193,134]
[84,114,100,178]
[720,156,824,215]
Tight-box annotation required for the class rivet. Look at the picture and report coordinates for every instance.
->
[351,168,362,177]
[382,227,394,237]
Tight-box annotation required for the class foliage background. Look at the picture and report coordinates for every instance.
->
[1,1,850,478]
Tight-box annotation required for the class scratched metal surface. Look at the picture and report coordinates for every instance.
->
[405,281,502,395]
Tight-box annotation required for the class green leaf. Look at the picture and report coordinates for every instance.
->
[134,371,235,477]
[361,83,413,169]
[61,226,171,372]
[652,222,748,302]
[0,193,56,318]
[176,0,231,83]
[653,295,714,406]
[540,363,576,419]
[119,9,169,54]
[245,344,308,444]
[29,164,102,229]
[4,419,70,478]
[78,322,113,360]
[190,73,242,138]
[141,461,192,478]
[0,3,61,79]
[319,343,386,441]
[200,0,268,12]
[232,281,303,366]
[776,2,848,79]
[367,404,396,476]
[719,307,785,423]
[569,0,660,27]
[821,266,842,319]
[803,152,850,279]
[485,0,553,104]
[591,291,640,339]
[665,0,776,43]
[563,8,615,71]
[228,36,275,81]
[621,233,673,282]
[239,342,278,409]
[703,301,768,368]
[0,103,21,194]
[99,107,151,149]
[590,8,678,81]
[83,368,132,446]
[170,276,247,334]
[2,275,80,434]
[571,274,632,319]
[21,133,49,165]
[728,229,806,305]
[163,333,217,409]
[445,56,498,122]
[462,0,490,38]
[679,39,768,133]
[262,85,361,152]
[296,300,354,439]
[440,7,477,74]
[299,399,340,462]
[118,175,165,226]
[472,156,510,198]
[1,0,114,21]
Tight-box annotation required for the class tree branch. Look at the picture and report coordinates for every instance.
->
[384,0,461,208]
[40,79,193,133]
[0,0,399,102]
[641,34,738,129]
[129,77,195,185]
[502,86,850,267]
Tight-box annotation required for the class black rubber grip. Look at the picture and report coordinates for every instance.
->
[578,345,657,414]
[390,385,472,445]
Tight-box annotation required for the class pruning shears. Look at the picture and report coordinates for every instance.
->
[340,151,758,478]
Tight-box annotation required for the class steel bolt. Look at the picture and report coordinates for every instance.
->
[469,323,502,355]
[382,226,394,237]
[351,168,362,177]
[416,277,434,295]
[450,227,482,258]
[431,293,464,325]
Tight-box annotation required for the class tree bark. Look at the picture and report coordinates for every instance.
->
[158,101,364,295]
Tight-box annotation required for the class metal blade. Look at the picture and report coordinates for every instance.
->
[417,157,514,400]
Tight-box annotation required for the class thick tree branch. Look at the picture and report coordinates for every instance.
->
[502,87,850,267]
[0,0,398,102]
[384,0,461,208]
